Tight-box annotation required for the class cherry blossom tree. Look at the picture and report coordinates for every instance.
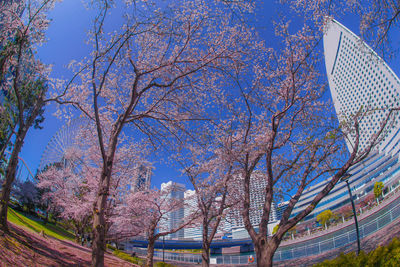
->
[217,15,400,265]
[112,188,198,267]
[356,0,400,56]
[0,0,59,232]
[179,133,240,267]
[52,0,255,265]
[13,178,38,213]
[37,124,149,245]
[288,0,400,57]
[37,156,95,243]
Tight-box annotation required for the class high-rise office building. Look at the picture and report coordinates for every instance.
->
[183,189,202,240]
[133,165,151,192]
[161,181,186,240]
[275,201,289,221]
[289,18,400,222]
[227,172,277,239]
[117,165,151,203]
[183,190,230,240]
[324,17,400,153]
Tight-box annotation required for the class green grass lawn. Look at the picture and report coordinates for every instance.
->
[7,208,75,241]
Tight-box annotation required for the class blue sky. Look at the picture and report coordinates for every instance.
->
[19,0,400,190]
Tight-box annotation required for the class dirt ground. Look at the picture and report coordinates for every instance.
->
[0,222,136,267]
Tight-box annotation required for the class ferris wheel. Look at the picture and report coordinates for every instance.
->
[38,117,90,173]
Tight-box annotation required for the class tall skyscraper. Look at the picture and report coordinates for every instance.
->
[324,17,400,153]
[289,19,400,222]
[133,165,151,192]
[161,181,186,240]
[227,172,277,239]
[183,189,202,240]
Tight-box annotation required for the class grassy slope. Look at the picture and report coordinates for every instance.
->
[0,223,135,266]
[7,208,75,241]
[5,208,141,266]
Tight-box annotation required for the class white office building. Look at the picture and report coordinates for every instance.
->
[324,17,400,153]
[289,18,400,222]
[183,189,202,240]
[227,172,277,239]
[161,181,186,240]
[276,201,289,221]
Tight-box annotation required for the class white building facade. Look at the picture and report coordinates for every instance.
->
[161,181,186,240]
[183,189,202,240]
[324,18,400,153]
[289,18,400,222]
[227,172,278,239]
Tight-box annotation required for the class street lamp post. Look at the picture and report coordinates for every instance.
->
[162,235,165,262]
[341,173,361,255]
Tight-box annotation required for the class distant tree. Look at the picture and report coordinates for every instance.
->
[38,161,94,243]
[0,0,57,232]
[181,142,238,267]
[338,205,353,221]
[53,0,255,265]
[113,189,198,267]
[14,179,38,213]
[362,193,376,208]
[37,136,147,244]
[35,186,53,224]
[374,181,384,203]
[287,226,297,239]
[317,210,334,229]
[295,221,308,235]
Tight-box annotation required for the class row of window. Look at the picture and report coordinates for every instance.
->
[330,30,400,151]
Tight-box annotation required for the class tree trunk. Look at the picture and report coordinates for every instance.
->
[0,89,43,232]
[254,237,279,267]
[75,230,80,243]
[43,211,48,225]
[201,224,210,267]
[146,238,156,267]
[0,129,26,231]
[201,246,210,267]
[91,182,109,267]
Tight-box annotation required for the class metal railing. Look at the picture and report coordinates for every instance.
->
[272,193,400,262]
[127,192,400,265]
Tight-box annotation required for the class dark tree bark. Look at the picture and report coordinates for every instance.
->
[145,236,156,267]
[91,165,112,267]
[0,96,44,231]
[201,223,211,267]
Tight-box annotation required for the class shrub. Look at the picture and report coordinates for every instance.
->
[314,237,400,267]
[112,250,144,265]
[272,224,279,234]
[156,262,176,267]
[106,243,117,251]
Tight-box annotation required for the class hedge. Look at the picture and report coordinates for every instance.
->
[314,237,400,267]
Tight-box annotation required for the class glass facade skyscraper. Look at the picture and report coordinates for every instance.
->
[161,181,186,240]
